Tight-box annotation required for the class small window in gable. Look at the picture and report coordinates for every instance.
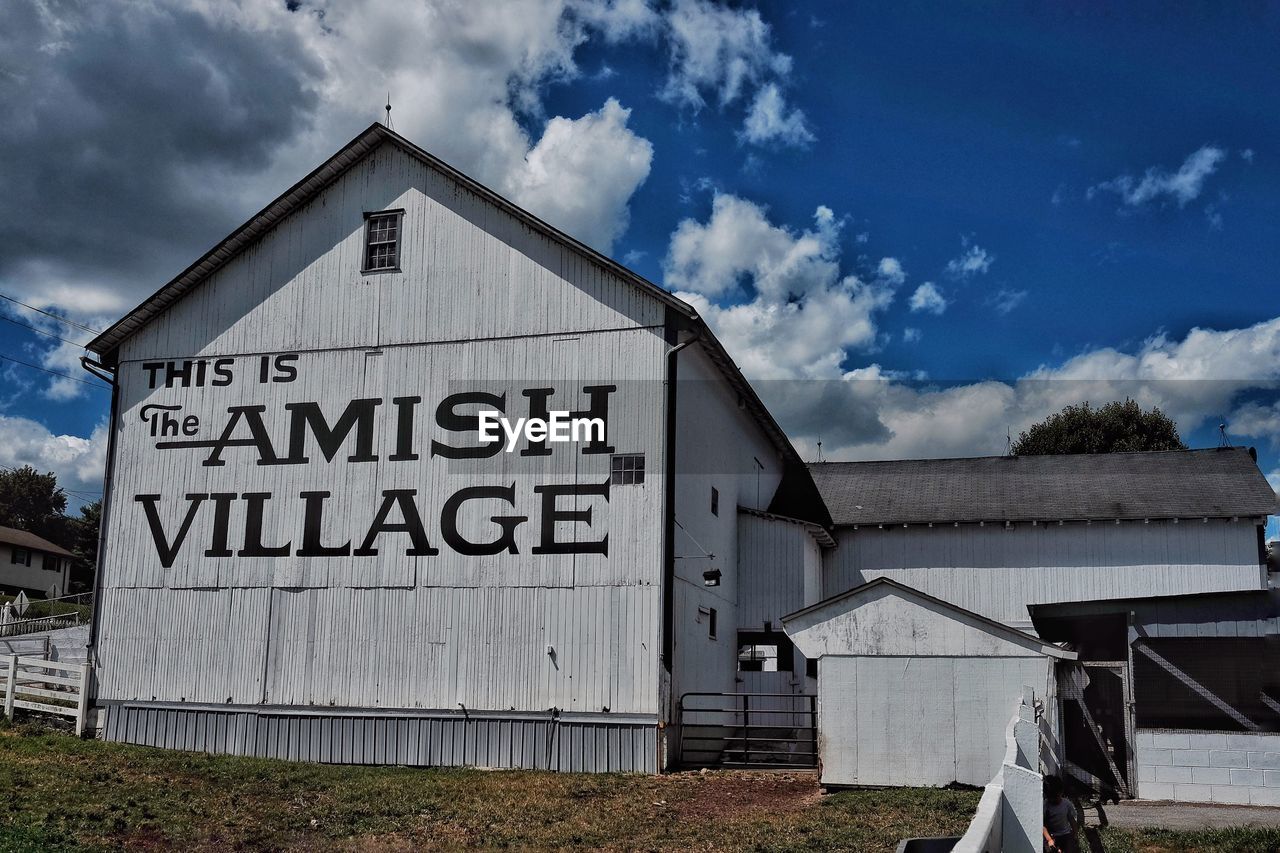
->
[363,210,403,272]
[610,453,645,485]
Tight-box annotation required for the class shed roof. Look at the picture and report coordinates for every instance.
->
[809,447,1278,527]
[0,525,74,558]
[782,577,1075,660]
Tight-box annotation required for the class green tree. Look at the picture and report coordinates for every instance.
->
[0,465,69,542]
[1012,399,1187,456]
[72,499,102,579]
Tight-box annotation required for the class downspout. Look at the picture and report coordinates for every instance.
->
[80,355,119,678]
[661,328,698,672]
[659,321,699,771]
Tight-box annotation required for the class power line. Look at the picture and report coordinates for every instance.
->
[0,293,102,335]
[0,353,110,390]
[0,313,91,348]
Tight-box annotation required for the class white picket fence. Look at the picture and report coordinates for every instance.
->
[2,654,91,736]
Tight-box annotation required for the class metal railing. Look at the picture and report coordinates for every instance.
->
[678,691,818,769]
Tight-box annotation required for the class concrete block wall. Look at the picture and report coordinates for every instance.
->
[1135,729,1280,805]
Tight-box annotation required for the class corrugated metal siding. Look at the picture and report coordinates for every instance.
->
[93,143,674,743]
[96,585,659,714]
[102,704,657,772]
[824,520,1263,627]
[116,144,664,363]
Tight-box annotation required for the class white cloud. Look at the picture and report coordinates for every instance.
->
[506,98,652,251]
[741,83,813,147]
[770,317,1280,463]
[0,416,106,503]
[877,257,906,285]
[1229,400,1280,448]
[1089,145,1227,208]
[664,194,841,300]
[665,195,895,379]
[1241,148,1255,164]
[660,0,808,147]
[661,0,790,108]
[903,327,922,343]
[988,289,1027,315]
[908,282,947,315]
[945,243,993,279]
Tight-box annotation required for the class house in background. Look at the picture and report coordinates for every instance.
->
[0,525,75,598]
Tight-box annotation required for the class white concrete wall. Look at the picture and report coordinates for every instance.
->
[1135,729,1280,805]
[817,655,1051,787]
[825,519,1264,628]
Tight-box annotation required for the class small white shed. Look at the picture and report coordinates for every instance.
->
[783,577,1075,787]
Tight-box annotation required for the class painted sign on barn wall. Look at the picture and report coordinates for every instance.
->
[104,331,667,591]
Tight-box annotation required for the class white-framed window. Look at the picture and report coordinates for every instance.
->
[42,554,61,573]
[610,453,645,485]
[10,547,31,566]
[363,209,403,272]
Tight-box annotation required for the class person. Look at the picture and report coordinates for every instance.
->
[1042,775,1081,853]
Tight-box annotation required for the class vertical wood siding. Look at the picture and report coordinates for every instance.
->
[824,520,1264,628]
[96,144,674,727]
[670,347,787,704]
[117,143,663,363]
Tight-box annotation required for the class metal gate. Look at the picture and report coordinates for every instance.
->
[678,692,817,769]
[1059,661,1134,800]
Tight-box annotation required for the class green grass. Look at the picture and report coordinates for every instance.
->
[2,723,1278,851]
[0,722,978,851]
[1098,825,1280,853]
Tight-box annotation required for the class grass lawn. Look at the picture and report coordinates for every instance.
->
[1,722,1278,852]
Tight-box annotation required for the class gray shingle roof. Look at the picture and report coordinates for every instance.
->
[0,525,75,558]
[809,447,1279,526]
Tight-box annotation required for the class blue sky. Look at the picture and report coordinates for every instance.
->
[0,1,1277,528]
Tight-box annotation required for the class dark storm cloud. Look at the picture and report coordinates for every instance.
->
[0,1,322,309]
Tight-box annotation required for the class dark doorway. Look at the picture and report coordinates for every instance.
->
[1059,662,1133,801]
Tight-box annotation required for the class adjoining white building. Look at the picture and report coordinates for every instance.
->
[83,124,1279,792]
[800,450,1279,802]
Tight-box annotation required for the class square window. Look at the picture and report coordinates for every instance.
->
[11,547,30,566]
[610,453,644,485]
[363,211,403,272]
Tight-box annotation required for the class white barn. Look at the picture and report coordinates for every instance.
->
[83,124,1279,792]
[83,123,829,772]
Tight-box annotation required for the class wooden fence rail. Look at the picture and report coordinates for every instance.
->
[2,654,91,736]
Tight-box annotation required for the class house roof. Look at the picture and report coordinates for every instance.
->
[0,525,74,558]
[782,576,1076,660]
[809,447,1278,527]
[83,123,830,527]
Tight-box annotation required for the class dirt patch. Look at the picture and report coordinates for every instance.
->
[669,770,821,822]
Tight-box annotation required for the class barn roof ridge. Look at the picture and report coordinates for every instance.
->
[84,123,830,526]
